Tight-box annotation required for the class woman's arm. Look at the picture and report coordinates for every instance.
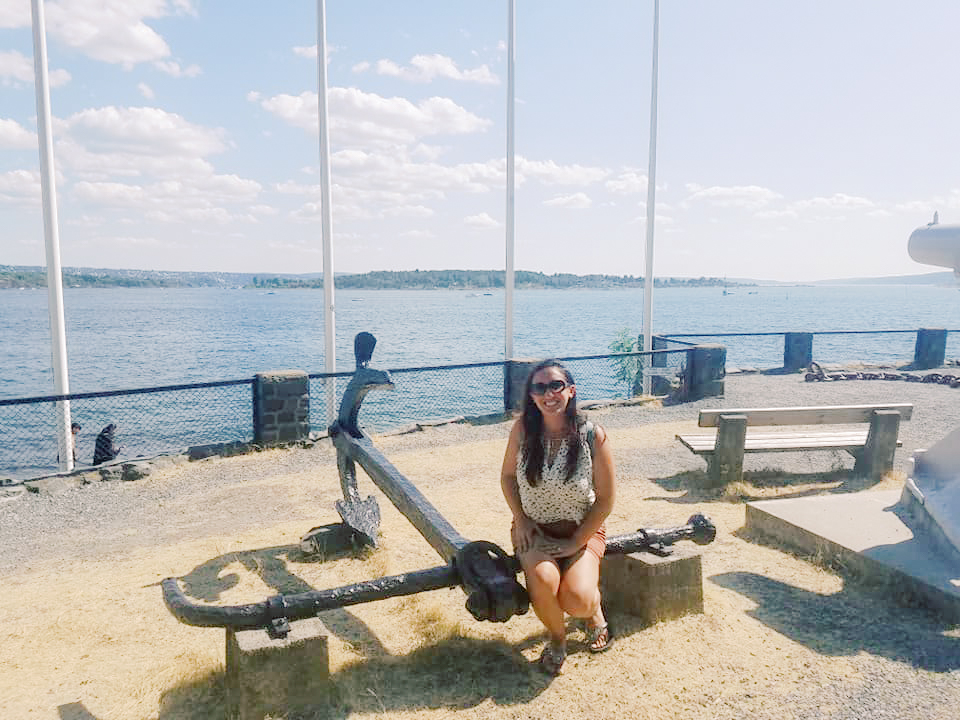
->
[500,420,538,553]
[544,424,616,556]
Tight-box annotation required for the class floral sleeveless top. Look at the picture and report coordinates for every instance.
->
[516,424,596,524]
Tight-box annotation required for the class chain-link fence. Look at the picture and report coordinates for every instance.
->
[0,380,253,482]
[0,346,692,482]
[306,351,690,436]
[9,331,951,483]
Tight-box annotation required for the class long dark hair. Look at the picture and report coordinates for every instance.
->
[521,359,583,486]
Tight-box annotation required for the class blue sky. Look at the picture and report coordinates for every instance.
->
[1,0,958,281]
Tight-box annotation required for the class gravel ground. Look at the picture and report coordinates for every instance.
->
[2,369,958,718]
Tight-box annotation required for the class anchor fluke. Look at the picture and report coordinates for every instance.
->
[334,496,381,548]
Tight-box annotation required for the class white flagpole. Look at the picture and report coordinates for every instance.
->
[30,0,73,471]
[317,0,336,421]
[505,0,516,362]
[642,0,660,395]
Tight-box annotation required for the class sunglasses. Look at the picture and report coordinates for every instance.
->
[530,379,569,395]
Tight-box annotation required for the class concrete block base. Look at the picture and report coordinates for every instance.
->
[600,546,704,624]
[226,616,331,720]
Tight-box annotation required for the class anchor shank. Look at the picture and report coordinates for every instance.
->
[331,430,469,563]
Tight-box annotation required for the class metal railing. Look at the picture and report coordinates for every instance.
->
[5,329,957,483]
[1,349,689,482]
[659,329,960,370]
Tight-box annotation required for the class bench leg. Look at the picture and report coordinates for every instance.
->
[853,410,902,481]
[708,414,747,488]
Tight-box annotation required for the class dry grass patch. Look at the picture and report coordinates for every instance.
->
[0,420,946,719]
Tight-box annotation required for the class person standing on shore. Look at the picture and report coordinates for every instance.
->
[57,422,82,465]
[500,359,616,676]
[93,424,121,465]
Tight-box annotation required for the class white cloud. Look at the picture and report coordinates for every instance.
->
[373,54,498,85]
[517,157,607,186]
[754,208,799,220]
[44,1,173,67]
[684,184,783,209]
[253,87,491,145]
[73,173,261,220]
[792,193,875,211]
[0,50,70,87]
[464,212,499,228]
[0,169,41,204]
[399,229,434,239]
[0,118,36,149]
[384,204,434,218]
[153,60,201,77]
[63,106,226,160]
[605,171,647,195]
[0,1,196,68]
[138,82,155,99]
[0,2,30,28]
[544,192,592,209]
[294,45,318,59]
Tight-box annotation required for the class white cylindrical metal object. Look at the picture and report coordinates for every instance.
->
[908,224,960,274]
[642,0,660,395]
[31,0,73,471]
[317,0,337,421]
[505,0,516,362]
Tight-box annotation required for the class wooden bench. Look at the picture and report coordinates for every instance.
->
[677,403,913,487]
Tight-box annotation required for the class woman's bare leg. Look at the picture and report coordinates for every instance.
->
[557,549,604,626]
[519,549,567,647]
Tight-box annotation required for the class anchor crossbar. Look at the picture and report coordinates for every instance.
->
[160,515,716,631]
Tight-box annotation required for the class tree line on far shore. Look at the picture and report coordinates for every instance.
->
[0,266,741,290]
[250,270,736,290]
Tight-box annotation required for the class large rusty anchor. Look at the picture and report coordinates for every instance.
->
[161,333,716,637]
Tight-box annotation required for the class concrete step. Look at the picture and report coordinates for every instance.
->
[745,490,960,622]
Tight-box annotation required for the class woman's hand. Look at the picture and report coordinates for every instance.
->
[534,533,580,559]
[511,514,540,554]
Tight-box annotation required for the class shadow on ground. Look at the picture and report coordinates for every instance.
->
[710,570,960,672]
[161,527,657,719]
[158,634,553,719]
[173,527,395,658]
[57,702,99,720]
[647,467,883,503]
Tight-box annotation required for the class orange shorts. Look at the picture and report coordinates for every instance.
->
[513,519,607,565]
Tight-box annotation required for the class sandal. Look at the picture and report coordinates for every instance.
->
[537,643,566,676]
[585,622,614,653]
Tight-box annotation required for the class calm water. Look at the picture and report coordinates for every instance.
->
[2,284,960,399]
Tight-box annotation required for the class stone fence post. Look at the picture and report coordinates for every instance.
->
[503,359,542,413]
[913,328,947,370]
[683,344,726,401]
[783,332,813,371]
[253,370,310,446]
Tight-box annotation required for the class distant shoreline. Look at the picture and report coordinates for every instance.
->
[1,267,747,291]
[1,265,953,290]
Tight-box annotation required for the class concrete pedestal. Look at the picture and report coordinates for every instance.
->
[600,546,704,624]
[226,617,331,720]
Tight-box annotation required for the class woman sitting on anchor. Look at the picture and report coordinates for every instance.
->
[500,359,616,676]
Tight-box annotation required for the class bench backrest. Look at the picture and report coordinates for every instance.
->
[698,403,914,428]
